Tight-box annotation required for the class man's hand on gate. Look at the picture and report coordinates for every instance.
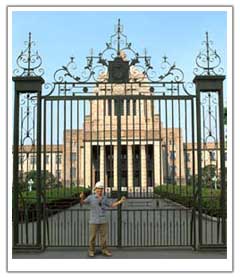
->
[120,196,126,203]
[80,192,85,200]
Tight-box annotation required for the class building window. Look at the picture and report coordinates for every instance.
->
[71,167,76,178]
[108,99,112,116]
[56,170,61,179]
[71,152,77,161]
[46,154,49,164]
[121,153,127,160]
[185,152,190,162]
[169,165,176,176]
[170,151,176,160]
[133,100,136,116]
[126,99,130,116]
[30,155,36,165]
[225,152,227,161]
[144,101,147,117]
[209,151,216,161]
[114,100,124,116]
[56,154,62,164]
[18,154,25,164]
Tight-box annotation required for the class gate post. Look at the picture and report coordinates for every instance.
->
[193,75,226,249]
[12,77,44,249]
[12,32,45,250]
[193,32,226,249]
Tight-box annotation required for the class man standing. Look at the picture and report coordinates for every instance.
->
[80,181,126,257]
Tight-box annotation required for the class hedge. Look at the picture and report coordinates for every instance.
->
[154,184,226,217]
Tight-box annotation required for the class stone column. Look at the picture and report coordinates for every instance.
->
[113,145,118,191]
[100,145,105,185]
[127,145,133,192]
[85,142,92,188]
[154,142,160,187]
[141,145,147,191]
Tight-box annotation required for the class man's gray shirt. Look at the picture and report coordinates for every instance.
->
[83,194,113,224]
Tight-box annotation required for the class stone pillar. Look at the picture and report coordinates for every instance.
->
[113,145,118,191]
[100,145,105,185]
[154,142,160,186]
[127,145,133,192]
[141,145,147,191]
[85,142,92,188]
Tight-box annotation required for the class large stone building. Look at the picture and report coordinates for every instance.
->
[17,66,226,192]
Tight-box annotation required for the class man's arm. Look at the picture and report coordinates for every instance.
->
[110,196,126,208]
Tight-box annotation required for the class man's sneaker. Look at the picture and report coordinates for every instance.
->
[88,250,95,257]
[102,249,112,257]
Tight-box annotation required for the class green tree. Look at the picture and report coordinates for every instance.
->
[202,165,217,188]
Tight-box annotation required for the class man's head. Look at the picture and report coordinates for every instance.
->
[94,181,104,196]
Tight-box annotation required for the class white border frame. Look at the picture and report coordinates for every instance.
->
[7,5,233,272]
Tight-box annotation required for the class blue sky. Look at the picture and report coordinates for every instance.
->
[12,11,227,85]
[12,11,227,144]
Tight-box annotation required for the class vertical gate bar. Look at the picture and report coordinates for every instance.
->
[151,96,155,193]
[178,86,182,190]
[202,105,206,169]
[191,98,197,249]
[97,89,99,184]
[158,100,162,187]
[196,87,203,247]
[218,87,227,245]
[36,86,42,247]
[103,86,106,192]
[43,99,47,249]
[77,210,79,246]
[167,209,169,245]
[215,105,219,185]
[126,88,129,195]
[83,100,86,189]
[138,94,142,197]
[90,99,93,190]
[63,84,66,194]
[140,209,143,245]
[110,86,113,194]
[184,100,189,196]
[50,100,53,197]
[165,97,169,188]
[171,87,175,191]
[70,98,73,190]
[173,208,175,246]
[145,97,149,197]
[13,89,20,246]
[117,98,122,247]
[77,99,79,188]
[57,86,60,196]
[133,97,136,197]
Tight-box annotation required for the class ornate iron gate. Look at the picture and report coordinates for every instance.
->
[12,20,227,251]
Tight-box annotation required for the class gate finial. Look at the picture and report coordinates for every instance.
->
[13,32,44,77]
[194,31,224,76]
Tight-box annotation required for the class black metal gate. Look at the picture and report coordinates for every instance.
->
[12,21,227,250]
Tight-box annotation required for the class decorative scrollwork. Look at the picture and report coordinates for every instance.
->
[13,32,44,77]
[158,56,184,82]
[20,93,37,154]
[194,32,224,76]
[47,19,203,96]
[201,92,218,143]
